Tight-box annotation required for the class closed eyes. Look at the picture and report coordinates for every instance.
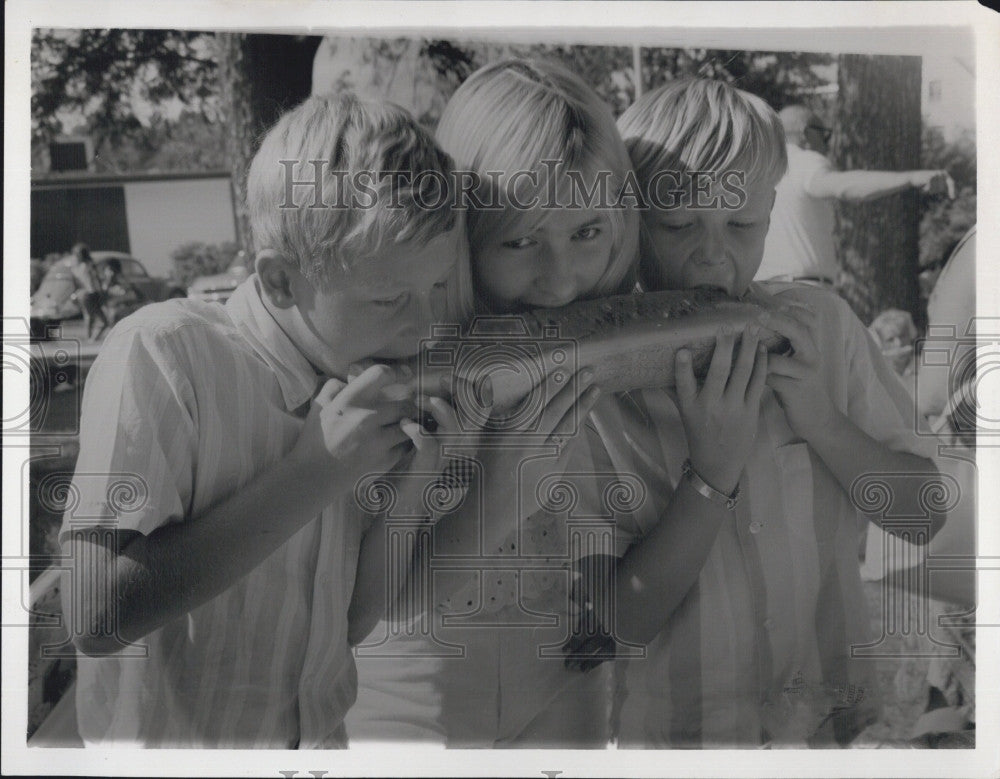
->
[372,291,409,308]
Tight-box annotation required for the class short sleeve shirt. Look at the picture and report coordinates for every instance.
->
[62,277,361,748]
[758,144,840,282]
[612,282,939,747]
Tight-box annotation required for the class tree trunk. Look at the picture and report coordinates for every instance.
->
[834,54,923,327]
[216,33,323,255]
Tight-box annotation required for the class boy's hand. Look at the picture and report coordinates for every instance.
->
[675,325,768,496]
[764,305,839,442]
[291,364,414,495]
[387,396,468,520]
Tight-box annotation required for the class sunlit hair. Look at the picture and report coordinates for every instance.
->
[248,93,457,289]
[436,58,640,315]
[618,78,788,193]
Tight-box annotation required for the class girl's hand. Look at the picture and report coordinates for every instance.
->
[763,304,839,443]
[676,325,769,496]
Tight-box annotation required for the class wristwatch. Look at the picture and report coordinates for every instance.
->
[681,459,741,510]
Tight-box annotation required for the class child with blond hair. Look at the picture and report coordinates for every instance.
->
[62,93,467,747]
[346,58,644,748]
[584,78,945,748]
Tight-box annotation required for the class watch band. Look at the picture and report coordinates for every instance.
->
[681,459,741,510]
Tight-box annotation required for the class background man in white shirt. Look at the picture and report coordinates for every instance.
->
[757,104,954,286]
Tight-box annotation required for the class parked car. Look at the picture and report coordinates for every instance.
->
[186,264,249,304]
[30,251,185,338]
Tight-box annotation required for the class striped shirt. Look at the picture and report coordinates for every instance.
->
[600,282,939,748]
[62,277,361,748]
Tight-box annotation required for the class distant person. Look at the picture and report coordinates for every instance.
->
[868,308,918,377]
[99,257,146,324]
[69,243,110,341]
[756,104,954,286]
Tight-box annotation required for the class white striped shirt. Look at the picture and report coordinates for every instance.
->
[603,283,940,748]
[62,277,360,748]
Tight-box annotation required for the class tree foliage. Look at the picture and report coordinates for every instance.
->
[32,29,218,156]
[919,126,976,271]
[642,48,834,112]
[834,54,923,327]
[170,240,241,287]
[319,38,832,128]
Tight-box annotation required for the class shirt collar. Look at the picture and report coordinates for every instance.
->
[226,275,322,412]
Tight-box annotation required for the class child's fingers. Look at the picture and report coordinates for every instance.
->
[763,352,805,380]
[370,398,420,424]
[346,359,378,382]
[545,384,601,447]
[761,310,815,361]
[674,349,697,410]
[337,363,398,404]
[424,395,463,436]
[726,326,761,396]
[765,372,797,402]
[377,421,414,451]
[703,328,737,399]
[746,343,769,406]
[314,377,348,407]
[399,418,429,451]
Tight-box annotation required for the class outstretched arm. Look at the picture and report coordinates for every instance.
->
[807,168,954,202]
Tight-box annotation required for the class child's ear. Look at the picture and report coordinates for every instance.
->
[255,250,299,309]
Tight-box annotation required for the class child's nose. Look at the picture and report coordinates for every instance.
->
[694,229,727,265]
[537,246,578,303]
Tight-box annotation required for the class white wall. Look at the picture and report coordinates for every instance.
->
[922,53,975,142]
[123,177,236,278]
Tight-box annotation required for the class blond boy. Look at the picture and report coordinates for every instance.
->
[61,94,464,747]
[599,79,945,747]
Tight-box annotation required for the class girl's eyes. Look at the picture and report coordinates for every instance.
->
[730,221,757,230]
[501,225,603,248]
[372,292,409,308]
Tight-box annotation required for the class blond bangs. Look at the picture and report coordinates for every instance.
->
[620,78,787,193]
[438,58,640,313]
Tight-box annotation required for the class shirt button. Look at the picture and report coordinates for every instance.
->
[764,618,775,630]
[749,521,763,534]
